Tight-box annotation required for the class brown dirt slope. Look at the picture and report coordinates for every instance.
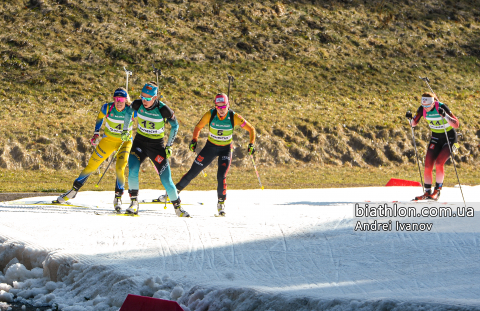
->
[1,0,480,172]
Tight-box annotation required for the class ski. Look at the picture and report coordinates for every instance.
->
[150,198,170,203]
[94,211,139,217]
[36,202,83,207]
[17,201,94,208]
[139,200,200,206]
[50,200,86,207]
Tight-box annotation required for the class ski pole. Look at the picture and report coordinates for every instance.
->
[95,141,125,187]
[250,154,264,190]
[439,117,466,207]
[124,67,132,90]
[419,76,466,207]
[406,119,424,193]
[227,74,235,104]
[151,63,171,207]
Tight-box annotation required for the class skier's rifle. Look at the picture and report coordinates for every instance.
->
[124,67,132,90]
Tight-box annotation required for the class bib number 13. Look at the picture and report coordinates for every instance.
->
[141,120,155,129]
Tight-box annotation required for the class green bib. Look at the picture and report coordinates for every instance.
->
[137,102,166,139]
[425,103,452,133]
[104,103,132,139]
[208,109,234,145]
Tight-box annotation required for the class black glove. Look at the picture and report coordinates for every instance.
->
[437,107,446,117]
[405,111,413,120]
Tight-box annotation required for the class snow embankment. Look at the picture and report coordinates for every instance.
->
[1,188,480,310]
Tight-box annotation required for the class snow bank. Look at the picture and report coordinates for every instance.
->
[1,188,480,310]
[0,238,479,311]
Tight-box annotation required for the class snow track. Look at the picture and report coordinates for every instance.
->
[1,188,480,310]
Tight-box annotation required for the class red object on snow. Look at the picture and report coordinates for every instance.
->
[119,294,184,311]
[385,178,422,187]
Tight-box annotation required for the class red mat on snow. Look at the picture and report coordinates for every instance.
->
[119,294,184,311]
[385,178,422,187]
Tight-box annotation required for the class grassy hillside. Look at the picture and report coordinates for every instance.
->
[1,0,480,191]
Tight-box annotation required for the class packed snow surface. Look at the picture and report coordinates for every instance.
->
[1,187,479,310]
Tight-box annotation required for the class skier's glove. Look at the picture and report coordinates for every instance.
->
[247,143,255,155]
[189,140,197,152]
[165,146,172,159]
[90,133,100,146]
[405,111,413,120]
[437,107,446,117]
[121,130,129,142]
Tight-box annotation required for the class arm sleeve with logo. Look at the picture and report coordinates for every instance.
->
[160,105,178,147]
[440,104,459,129]
[122,101,141,131]
[94,104,108,134]
[233,114,256,144]
[411,106,424,127]
[122,105,134,131]
[191,111,212,142]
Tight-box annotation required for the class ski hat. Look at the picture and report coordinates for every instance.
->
[214,93,229,105]
[421,96,434,107]
[142,83,158,97]
[113,88,128,98]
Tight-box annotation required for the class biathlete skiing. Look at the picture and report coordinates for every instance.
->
[121,82,189,217]
[56,88,136,211]
[159,93,256,217]
[406,92,459,201]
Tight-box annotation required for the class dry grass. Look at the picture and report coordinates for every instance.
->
[1,0,480,190]
[1,162,479,193]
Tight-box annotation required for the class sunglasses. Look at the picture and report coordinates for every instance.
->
[141,96,154,101]
[114,97,126,102]
[215,105,227,109]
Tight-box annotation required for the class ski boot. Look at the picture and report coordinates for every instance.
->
[414,189,432,201]
[172,198,190,217]
[126,190,139,214]
[217,199,226,217]
[113,193,122,213]
[430,183,442,201]
[55,185,79,204]
[414,188,440,201]
[126,198,139,215]
[429,189,441,201]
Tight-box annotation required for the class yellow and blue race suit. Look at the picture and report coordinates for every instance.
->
[72,102,137,194]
